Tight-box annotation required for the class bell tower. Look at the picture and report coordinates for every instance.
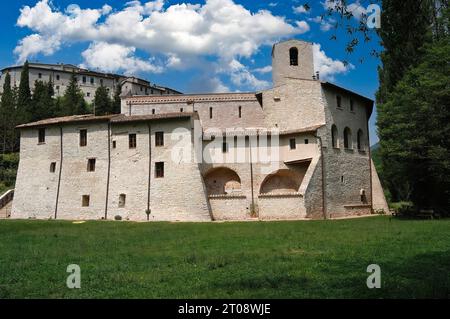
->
[272,39,315,87]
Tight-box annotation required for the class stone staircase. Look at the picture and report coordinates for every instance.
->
[0,189,14,219]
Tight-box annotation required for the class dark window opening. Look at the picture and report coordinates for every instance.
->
[155,131,164,147]
[336,95,342,108]
[50,162,56,173]
[79,129,87,147]
[289,47,299,66]
[82,76,86,83]
[222,141,229,153]
[238,106,242,118]
[82,195,90,207]
[56,74,60,81]
[304,139,309,144]
[38,73,42,79]
[180,108,184,112]
[129,134,137,149]
[357,129,364,151]
[344,127,352,149]
[112,141,117,148]
[289,138,296,150]
[87,158,96,172]
[38,128,46,144]
[152,109,155,114]
[119,194,126,208]
[209,107,213,119]
[155,162,164,178]
[331,125,338,148]
[90,77,94,84]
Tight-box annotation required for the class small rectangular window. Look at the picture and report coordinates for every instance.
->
[90,77,94,84]
[209,107,213,119]
[129,134,137,149]
[155,132,164,147]
[305,139,309,145]
[118,194,126,208]
[79,129,87,147]
[56,74,60,81]
[289,138,296,150]
[336,95,342,109]
[112,141,117,148]
[87,158,96,172]
[82,76,86,83]
[38,128,46,144]
[38,73,42,79]
[152,109,155,114]
[180,108,184,112]
[50,162,56,173]
[350,99,354,112]
[155,162,164,178]
[82,195,90,207]
[238,106,242,118]
[86,92,90,97]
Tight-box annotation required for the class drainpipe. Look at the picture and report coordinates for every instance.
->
[54,126,63,219]
[249,135,256,217]
[366,120,373,212]
[147,122,152,220]
[104,122,112,220]
[315,132,327,220]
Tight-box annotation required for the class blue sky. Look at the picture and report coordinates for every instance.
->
[0,0,382,145]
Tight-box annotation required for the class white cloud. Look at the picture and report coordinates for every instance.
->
[254,65,272,74]
[268,3,278,7]
[293,5,309,14]
[313,43,354,81]
[80,42,163,75]
[15,0,308,77]
[14,34,61,63]
[308,16,335,32]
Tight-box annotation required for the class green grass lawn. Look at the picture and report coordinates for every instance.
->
[0,216,449,299]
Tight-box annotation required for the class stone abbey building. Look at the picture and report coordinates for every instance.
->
[11,40,389,221]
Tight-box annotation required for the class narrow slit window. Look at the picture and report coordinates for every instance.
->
[238,106,242,118]
[38,128,46,144]
[129,134,137,149]
[222,141,229,153]
[155,162,164,178]
[112,141,117,148]
[50,162,56,173]
[289,47,298,66]
[87,158,96,172]
[118,194,126,208]
[209,107,213,119]
[79,129,87,147]
[155,131,164,147]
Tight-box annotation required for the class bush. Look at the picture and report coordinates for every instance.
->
[390,202,415,216]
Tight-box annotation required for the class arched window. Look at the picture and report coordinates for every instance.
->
[357,129,364,151]
[289,47,298,66]
[331,125,338,148]
[344,127,352,149]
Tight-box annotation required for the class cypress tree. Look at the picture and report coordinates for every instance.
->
[0,73,15,153]
[16,61,32,124]
[112,84,122,114]
[61,72,88,115]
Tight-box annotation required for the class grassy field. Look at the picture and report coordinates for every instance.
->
[0,216,448,299]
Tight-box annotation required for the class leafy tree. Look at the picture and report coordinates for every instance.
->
[16,60,32,124]
[377,38,450,211]
[61,72,88,115]
[93,85,112,115]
